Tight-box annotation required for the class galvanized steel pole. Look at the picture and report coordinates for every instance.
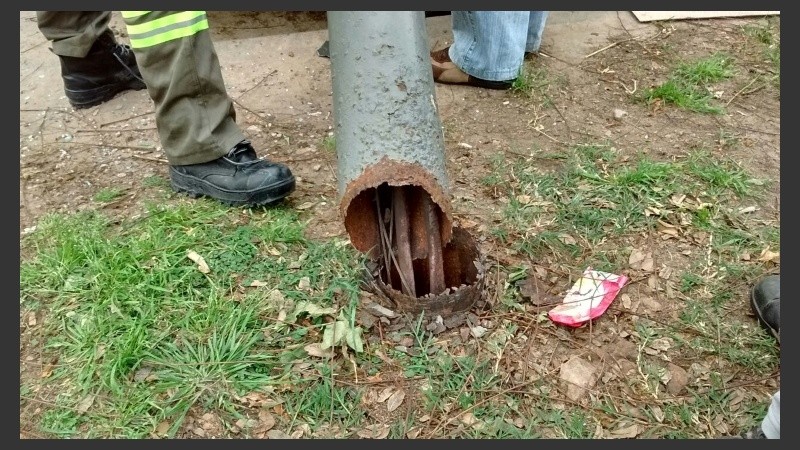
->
[327,11,453,257]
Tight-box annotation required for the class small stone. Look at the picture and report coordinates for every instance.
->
[666,363,689,395]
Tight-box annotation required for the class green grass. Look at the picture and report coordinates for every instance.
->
[674,54,734,85]
[511,67,550,98]
[488,145,762,261]
[641,53,735,114]
[93,187,124,203]
[742,22,780,87]
[20,135,780,439]
[322,135,336,152]
[20,201,367,438]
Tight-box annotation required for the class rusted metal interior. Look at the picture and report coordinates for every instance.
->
[370,225,485,316]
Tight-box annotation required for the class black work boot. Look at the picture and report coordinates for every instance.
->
[57,30,147,109]
[751,274,779,341]
[169,140,296,207]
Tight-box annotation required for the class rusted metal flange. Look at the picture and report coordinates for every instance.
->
[364,226,486,316]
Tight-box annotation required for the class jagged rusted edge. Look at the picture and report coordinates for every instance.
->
[339,157,453,254]
[363,227,487,317]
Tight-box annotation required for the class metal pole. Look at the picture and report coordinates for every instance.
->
[327,11,453,260]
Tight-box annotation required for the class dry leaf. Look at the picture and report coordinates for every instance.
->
[470,326,488,338]
[418,414,431,423]
[559,233,577,245]
[297,277,311,291]
[669,194,686,207]
[357,424,391,439]
[296,201,315,210]
[629,249,654,271]
[76,394,95,414]
[740,252,751,261]
[186,250,210,274]
[758,247,780,263]
[459,412,479,426]
[645,206,661,216]
[304,343,333,358]
[234,391,276,408]
[267,247,282,256]
[459,218,478,229]
[643,347,660,356]
[258,410,276,432]
[134,366,158,382]
[652,405,665,423]
[658,223,679,238]
[27,312,37,327]
[377,387,394,403]
[291,423,310,439]
[406,427,421,439]
[641,254,654,272]
[610,423,640,438]
[386,388,405,412]
[650,337,672,351]
[40,363,54,379]
[249,280,268,287]
[738,206,757,214]
[266,430,291,439]
[593,422,605,439]
[155,421,170,437]
[620,293,632,309]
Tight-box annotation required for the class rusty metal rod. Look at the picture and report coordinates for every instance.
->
[375,188,414,296]
[422,195,445,295]
[392,187,417,297]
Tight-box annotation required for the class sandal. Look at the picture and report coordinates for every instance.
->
[430,46,513,90]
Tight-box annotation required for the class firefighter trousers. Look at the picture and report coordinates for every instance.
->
[37,11,244,165]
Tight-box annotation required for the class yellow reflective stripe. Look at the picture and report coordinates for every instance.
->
[125,11,206,35]
[128,19,209,48]
[120,11,151,19]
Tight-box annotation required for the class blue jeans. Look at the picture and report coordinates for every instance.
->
[762,390,780,438]
[449,11,548,82]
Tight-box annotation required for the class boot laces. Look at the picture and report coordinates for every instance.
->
[226,141,261,165]
[112,44,145,84]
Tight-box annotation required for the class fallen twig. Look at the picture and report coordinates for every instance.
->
[614,79,638,95]
[235,69,278,101]
[725,76,760,107]
[584,39,633,59]
[530,126,569,146]
[98,111,154,127]
[131,154,168,164]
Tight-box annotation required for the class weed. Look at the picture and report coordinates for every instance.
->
[322,134,336,152]
[641,53,735,114]
[93,187,124,203]
[511,67,550,98]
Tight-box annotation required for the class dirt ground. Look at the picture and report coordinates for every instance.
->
[19,11,780,438]
[19,11,780,236]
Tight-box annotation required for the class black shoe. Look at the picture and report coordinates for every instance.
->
[751,274,779,341]
[58,30,147,109]
[721,425,768,439]
[169,140,296,207]
[431,47,513,90]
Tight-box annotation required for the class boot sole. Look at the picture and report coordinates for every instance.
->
[170,169,296,207]
[66,78,147,109]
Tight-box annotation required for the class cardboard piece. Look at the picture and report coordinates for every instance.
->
[632,11,779,22]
